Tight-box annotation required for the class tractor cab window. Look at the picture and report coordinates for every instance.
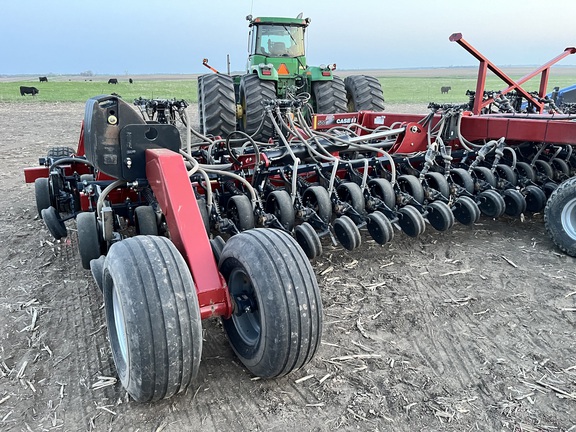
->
[254,24,305,57]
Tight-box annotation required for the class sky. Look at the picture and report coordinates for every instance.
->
[2,0,576,76]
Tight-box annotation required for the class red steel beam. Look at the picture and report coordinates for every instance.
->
[145,148,232,320]
[449,33,576,114]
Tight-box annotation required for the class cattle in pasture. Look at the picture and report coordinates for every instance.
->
[108,78,118,84]
[441,86,452,94]
[20,86,39,96]
[39,76,48,83]
[129,78,133,84]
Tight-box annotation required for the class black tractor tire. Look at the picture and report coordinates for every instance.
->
[77,212,103,270]
[398,205,426,237]
[312,75,348,114]
[477,190,506,218]
[344,75,385,112]
[134,206,158,236]
[102,236,203,402]
[426,201,455,231]
[239,74,276,141]
[227,195,255,232]
[35,177,51,218]
[265,190,295,231]
[219,229,322,378]
[544,176,576,256]
[197,74,236,138]
[368,178,396,209]
[302,186,332,224]
[449,168,475,194]
[397,174,425,204]
[294,222,322,260]
[366,211,394,245]
[47,146,76,159]
[41,206,67,240]
[333,215,361,251]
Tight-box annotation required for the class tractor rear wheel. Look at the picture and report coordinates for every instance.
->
[239,74,276,141]
[312,76,347,114]
[219,229,322,378]
[197,74,236,138]
[102,236,203,402]
[344,75,385,112]
[544,176,576,256]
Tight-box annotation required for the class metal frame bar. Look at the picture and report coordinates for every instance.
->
[449,33,576,114]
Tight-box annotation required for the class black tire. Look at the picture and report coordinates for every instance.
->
[239,74,276,141]
[524,185,547,212]
[77,212,103,270]
[344,75,385,112]
[542,181,558,198]
[515,161,536,182]
[453,196,481,225]
[210,236,226,263]
[398,205,425,237]
[544,177,576,256]
[265,190,295,231]
[220,229,322,377]
[294,222,322,260]
[302,186,332,224]
[197,74,236,138]
[337,182,365,222]
[426,201,455,231]
[47,146,75,159]
[477,190,506,218]
[197,197,211,235]
[397,174,425,204]
[534,160,554,179]
[551,158,570,181]
[102,236,202,402]
[502,189,527,217]
[425,172,450,198]
[227,195,255,232]
[333,215,361,251]
[495,164,518,186]
[366,211,394,244]
[368,178,396,209]
[41,206,67,240]
[449,168,475,194]
[35,177,51,218]
[473,166,497,188]
[135,206,158,236]
[312,75,348,114]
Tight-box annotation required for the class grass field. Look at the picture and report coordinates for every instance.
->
[1,71,575,105]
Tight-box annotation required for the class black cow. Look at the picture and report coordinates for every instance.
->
[108,78,118,84]
[39,76,48,83]
[20,86,39,96]
[441,86,452,94]
[129,78,133,84]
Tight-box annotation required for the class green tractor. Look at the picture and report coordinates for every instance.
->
[198,14,385,140]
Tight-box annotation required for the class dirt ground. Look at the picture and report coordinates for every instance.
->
[0,101,575,432]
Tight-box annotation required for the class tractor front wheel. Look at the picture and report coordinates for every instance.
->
[219,229,322,378]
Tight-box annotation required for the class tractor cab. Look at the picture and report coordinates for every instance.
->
[246,15,310,79]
